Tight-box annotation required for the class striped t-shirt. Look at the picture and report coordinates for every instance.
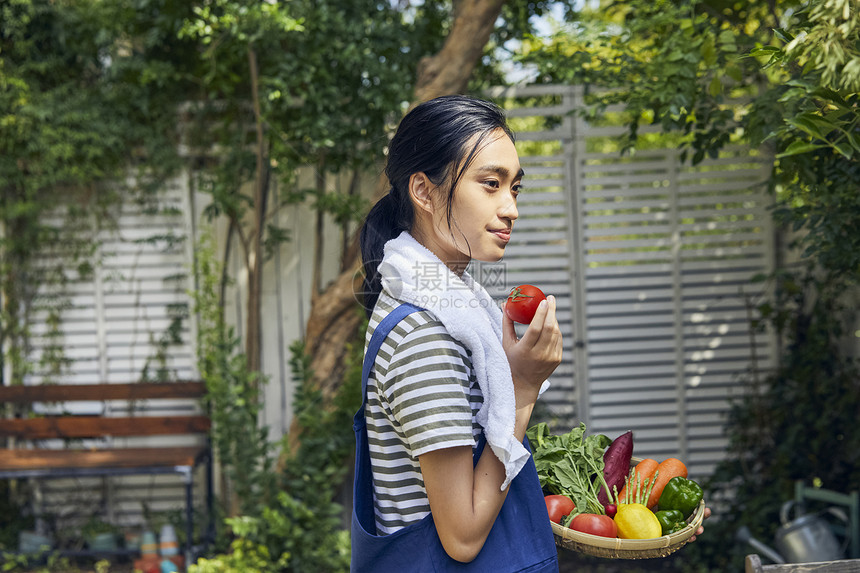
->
[365,291,484,534]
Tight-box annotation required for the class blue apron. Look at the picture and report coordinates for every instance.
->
[351,303,559,572]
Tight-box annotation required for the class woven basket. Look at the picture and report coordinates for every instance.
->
[552,457,706,559]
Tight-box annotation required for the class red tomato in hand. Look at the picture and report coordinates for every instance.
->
[544,495,576,524]
[505,284,547,324]
[569,513,618,538]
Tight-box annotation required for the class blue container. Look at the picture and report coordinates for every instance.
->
[87,532,118,551]
[18,531,52,553]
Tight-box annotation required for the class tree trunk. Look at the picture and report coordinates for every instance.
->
[245,47,267,374]
[288,0,506,446]
[413,0,506,103]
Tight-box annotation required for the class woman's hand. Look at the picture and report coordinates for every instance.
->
[502,294,563,398]
[688,506,712,542]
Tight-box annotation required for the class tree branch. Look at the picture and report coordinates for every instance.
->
[232,212,252,270]
[312,154,327,300]
[341,168,361,272]
[219,219,235,307]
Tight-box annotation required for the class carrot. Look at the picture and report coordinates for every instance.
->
[617,458,658,505]
[646,458,688,509]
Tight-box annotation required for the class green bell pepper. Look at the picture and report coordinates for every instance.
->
[658,476,703,518]
[654,509,687,535]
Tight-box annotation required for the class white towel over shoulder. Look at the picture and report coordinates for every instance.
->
[379,231,544,490]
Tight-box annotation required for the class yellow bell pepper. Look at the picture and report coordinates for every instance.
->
[614,503,662,539]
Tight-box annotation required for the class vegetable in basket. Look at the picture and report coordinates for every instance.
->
[614,504,662,539]
[527,422,612,516]
[568,513,618,538]
[604,503,617,518]
[597,430,632,508]
[658,476,703,518]
[654,509,687,535]
[645,458,687,509]
[544,495,575,524]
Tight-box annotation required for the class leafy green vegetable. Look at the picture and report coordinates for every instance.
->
[527,422,612,516]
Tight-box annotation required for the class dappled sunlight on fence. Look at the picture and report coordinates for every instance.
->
[480,84,776,482]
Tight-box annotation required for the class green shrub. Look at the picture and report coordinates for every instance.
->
[680,266,860,572]
[191,310,365,572]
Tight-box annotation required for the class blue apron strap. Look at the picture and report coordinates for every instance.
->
[353,303,424,536]
[355,302,424,432]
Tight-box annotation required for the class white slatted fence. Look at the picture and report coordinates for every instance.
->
[483,84,776,481]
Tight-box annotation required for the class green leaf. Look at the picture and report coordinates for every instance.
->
[709,75,722,96]
[773,28,794,43]
[786,113,833,140]
[725,64,743,82]
[751,46,781,55]
[832,139,854,159]
[810,87,846,104]
[777,140,825,158]
[718,30,735,43]
[701,35,717,66]
[850,132,860,154]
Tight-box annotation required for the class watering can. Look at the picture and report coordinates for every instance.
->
[773,500,848,563]
[736,501,849,564]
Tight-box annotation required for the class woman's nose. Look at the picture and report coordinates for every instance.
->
[500,195,518,221]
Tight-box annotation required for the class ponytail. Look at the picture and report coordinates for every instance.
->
[359,192,413,316]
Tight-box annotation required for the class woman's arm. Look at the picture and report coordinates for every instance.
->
[419,296,563,562]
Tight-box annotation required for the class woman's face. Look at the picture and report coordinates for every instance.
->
[415,129,522,274]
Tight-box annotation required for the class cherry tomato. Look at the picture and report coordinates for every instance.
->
[544,494,576,524]
[569,513,618,538]
[505,284,547,324]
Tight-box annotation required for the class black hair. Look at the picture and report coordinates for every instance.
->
[358,95,514,317]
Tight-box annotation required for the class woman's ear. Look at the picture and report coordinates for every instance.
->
[408,172,435,215]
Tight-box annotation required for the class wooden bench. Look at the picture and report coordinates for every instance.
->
[0,381,214,563]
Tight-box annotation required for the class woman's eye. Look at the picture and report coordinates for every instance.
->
[483,180,500,189]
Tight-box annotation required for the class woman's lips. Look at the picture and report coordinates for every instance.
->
[491,229,511,243]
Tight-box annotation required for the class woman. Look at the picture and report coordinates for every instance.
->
[352,95,561,571]
[352,95,708,571]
